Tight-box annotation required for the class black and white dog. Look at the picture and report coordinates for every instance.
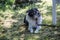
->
[24,8,42,33]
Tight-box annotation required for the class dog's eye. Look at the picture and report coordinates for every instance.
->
[38,13,40,16]
[28,12,34,17]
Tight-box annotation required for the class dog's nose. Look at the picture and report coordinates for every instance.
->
[35,18,38,20]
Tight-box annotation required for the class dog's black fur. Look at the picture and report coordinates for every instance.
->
[24,16,29,26]
[24,8,40,30]
[27,8,40,17]
[24,16,29,30]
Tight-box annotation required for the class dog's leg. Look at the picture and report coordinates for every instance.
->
[28,24,33,33]
[34,26,41,33]
[34,16,42,33]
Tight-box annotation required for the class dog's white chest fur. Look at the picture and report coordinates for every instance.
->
[26,15,36,26]
[26,15,42,27]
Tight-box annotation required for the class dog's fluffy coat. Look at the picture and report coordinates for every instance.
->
[24,8,42,33]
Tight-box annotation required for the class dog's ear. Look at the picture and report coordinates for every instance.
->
[33,8,41,16]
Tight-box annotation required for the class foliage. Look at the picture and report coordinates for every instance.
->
[0,0,60,40]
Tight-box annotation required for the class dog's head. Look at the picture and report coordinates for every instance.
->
[27,8,40,19]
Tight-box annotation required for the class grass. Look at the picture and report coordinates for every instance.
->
[0,1,60,40]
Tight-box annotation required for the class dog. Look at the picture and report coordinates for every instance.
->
[24,8,42,33]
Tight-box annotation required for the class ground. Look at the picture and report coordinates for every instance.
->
[0,0,60,40]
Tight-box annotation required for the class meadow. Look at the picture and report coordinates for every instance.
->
[0,0,60,40]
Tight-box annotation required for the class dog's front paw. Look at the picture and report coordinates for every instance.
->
[30,30,33,33]
[34,30,39,33]
[28,28,33,33]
